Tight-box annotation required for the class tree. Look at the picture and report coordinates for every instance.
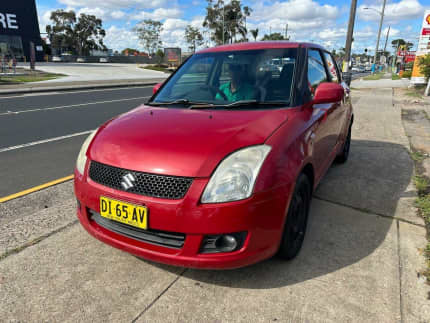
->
[46,10,76,54]
[134,19,163,55]
[46,10,106,56]
[185,25,204,52]
[74,14,106,56]
[391,39,413,51]
[155,49,165,65]
[418,54,430,96]
[203,0,252,45]
[261,33,286,41]
[250,28,258,41]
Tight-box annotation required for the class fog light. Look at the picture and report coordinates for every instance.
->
[215,235,237,252]
[200,232,247,254]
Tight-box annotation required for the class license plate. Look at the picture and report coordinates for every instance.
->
[100,196,148,230]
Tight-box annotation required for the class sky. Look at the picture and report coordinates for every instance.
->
[35,0,430,54]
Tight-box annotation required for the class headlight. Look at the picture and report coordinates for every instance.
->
[76,130,98,175]
[201,145,271,203]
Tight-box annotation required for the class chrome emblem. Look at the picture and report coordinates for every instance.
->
[121,173,136,190]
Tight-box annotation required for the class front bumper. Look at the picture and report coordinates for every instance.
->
[74,169,292,269]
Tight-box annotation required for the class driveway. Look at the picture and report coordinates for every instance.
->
[17,62,168,83]
[0,86,429,322]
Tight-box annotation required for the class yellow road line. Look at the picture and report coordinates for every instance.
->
[0,175,74,203]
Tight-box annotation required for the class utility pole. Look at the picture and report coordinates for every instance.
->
[343,0,358,84]
[222,1,225,45]
[373,0,387,68]
[383,25,390,53]
[285,24,288,40]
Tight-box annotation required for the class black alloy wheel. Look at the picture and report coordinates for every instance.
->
[277,174,311,260]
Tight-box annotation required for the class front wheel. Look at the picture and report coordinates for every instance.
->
[277,174,311,260]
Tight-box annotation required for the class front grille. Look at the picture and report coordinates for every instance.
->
[89,161,193,199]
[89,209,185,249]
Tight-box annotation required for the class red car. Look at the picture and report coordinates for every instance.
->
[74,42,353,269]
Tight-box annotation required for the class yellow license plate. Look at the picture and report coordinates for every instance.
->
[100,196,148,230]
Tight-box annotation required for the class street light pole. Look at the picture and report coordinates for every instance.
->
[343,0,358,83]
[367,0,386,68]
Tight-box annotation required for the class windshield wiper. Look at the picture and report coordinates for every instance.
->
[224,100,290,108]
[147,99,191,106]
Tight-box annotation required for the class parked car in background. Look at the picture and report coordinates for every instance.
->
[351,66,359,72]
[76,57,87,63]
[74,42,353,269]
[52,56,63,62]
[99,57,109,63]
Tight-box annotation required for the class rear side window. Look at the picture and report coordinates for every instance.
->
[323,52,340,83]
[307,49,328,95]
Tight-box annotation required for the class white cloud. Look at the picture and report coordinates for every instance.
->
[58,0,169,10]
[131,8,182,21]
[251,0,339,22]
[358,0,423,23]
[104,25,141,51]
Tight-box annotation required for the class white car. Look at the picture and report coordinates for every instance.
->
[76,57,87,63]
[99,57,109,63]
[351,66,359,72]
[52,56,63,62]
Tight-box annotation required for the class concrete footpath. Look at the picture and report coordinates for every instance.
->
[0,86,429,322]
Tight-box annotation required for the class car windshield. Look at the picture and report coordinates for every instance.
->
[151,48,297,108]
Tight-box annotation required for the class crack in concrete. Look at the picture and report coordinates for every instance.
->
[0,220,78,262]
[397,220,405,323]
[313,196,425,228]
[131,268,187,322]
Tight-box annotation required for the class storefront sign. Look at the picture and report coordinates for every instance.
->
[0,13,18,30]
[164,48,181,66]
[411,10,430,84]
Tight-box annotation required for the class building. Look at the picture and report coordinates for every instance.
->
[0,0,44,61]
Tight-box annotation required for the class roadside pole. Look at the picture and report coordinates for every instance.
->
[373,0,387,70]
[343,0,358,85]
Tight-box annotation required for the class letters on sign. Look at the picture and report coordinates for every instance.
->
[0,13,19,30]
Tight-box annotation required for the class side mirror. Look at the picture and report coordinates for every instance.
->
[153,82,162,95]
[313,82,344,105]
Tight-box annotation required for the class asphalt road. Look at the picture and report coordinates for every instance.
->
[0,86,153,197]
[0,75,368,198]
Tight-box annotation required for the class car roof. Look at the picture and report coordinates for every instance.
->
[197,41,326,54]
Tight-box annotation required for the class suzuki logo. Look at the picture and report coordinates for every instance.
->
[121,173,136,190]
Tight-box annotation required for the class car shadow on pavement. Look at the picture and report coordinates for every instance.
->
[142,139,414,289]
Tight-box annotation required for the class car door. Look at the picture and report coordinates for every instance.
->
[322,51,348,149]
[306,49,339,179]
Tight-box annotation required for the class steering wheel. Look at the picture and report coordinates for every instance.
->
[200,85,228,101]
[180,85,228,101]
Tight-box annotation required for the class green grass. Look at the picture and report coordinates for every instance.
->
[414,176,430,194]
[406,85,426,99]
[363,73,383,80]
[411,151,427,162]
[0,73,65,83]
[392,74,400,80]
[416,195,430,220]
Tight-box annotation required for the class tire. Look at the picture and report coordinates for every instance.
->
[336,124,351,164]
[277,173,311,260]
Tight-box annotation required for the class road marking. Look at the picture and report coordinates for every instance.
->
[0,85,153,99]
[0,96,150,116]
[0,175,74,203]
[0,130,94,153]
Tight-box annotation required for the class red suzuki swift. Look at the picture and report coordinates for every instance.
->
[74,42,353,269]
